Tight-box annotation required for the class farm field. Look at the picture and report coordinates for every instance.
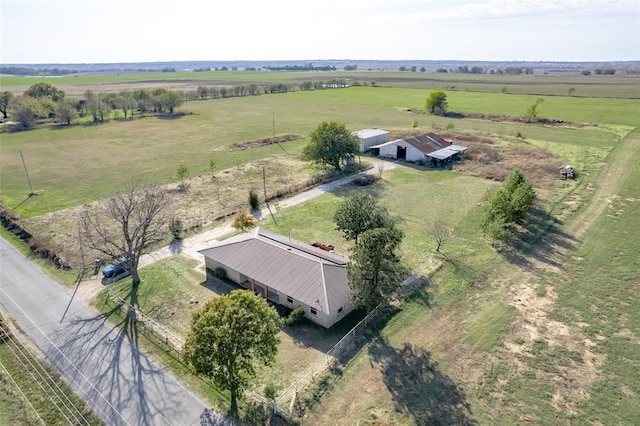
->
[1,71,638,424]
[2,84,637,217]
[2,70,639,99]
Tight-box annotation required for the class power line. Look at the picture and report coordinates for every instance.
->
[0,320,88,424]
[0,287,132,425]
[0,357,47,425]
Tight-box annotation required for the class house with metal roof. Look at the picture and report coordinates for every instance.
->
[354,128,390,152]
[370,132,454,162]
[199,228,353,328]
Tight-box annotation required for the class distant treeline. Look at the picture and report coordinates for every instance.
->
[2,78,357,130]
[264,64,337,72]
[0,66,79,76]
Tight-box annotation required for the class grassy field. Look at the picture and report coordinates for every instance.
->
[290,97,640,423]
[2,70,639,98]
[2,85,636,217]
[2,71,638,424]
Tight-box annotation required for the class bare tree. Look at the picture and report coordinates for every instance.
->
[430,220,456,254]
[80,182,170,287]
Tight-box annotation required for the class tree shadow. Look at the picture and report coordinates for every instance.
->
[368,337,477,425]
[155,114,184,120]
[502,206,579,272]
[54,281,188,425]
[170,239,183,254]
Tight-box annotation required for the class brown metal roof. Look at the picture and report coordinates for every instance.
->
[402,133,450,154]
[199,228,350,315]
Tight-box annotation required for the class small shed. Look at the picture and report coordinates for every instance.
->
[426,144,467,166]
[355,128,390,152]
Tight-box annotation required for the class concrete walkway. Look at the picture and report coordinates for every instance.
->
[77,158,399,304]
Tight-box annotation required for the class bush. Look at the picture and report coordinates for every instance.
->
[284,306,306,326]
[169,218,184,239]
[249,190,260,210]
[212,267,227,279]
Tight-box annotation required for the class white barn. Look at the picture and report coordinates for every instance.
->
[355,128,390,152]
[370,133,452,163]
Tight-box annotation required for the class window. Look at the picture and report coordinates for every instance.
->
[338,307,343,314]
[286,296,294,304]
[310,307,317,315]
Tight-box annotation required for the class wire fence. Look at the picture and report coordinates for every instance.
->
[103,287,185,355]
[266,303,384,419]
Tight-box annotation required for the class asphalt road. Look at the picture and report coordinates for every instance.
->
[0,236,225,426]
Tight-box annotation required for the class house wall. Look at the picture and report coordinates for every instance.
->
[204,258,241,283]
[406,146,426,162]
[278,293,352,328]
[205,259,352,328]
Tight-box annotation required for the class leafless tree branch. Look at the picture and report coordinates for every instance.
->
[79,181,171,286]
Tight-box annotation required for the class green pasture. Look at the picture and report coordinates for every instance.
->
[267,167,497,271]
[2,70,638,99]
[1,86,632,217]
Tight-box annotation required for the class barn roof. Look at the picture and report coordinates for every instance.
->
[370,133,450,154]
[426,144,467,160]
[355,128,389,139]
[199,228,350,315]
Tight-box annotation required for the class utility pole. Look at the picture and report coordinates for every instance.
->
[19,150,35,196]
[263,166,279,226]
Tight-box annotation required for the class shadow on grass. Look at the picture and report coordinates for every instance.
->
[368,336,477,425]
[283,309,368,353]
[502,206,579,271]
[155,114,185,120]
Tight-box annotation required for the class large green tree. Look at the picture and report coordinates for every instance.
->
[347,227,408,312]
[334,192,394,244]
[24,82,65,102]
[425,91,448,115]
[11,95,47,129]
[303,121,359,171]
[183,290,281,415]
[0,91,13,118]
[480,169,535,243]
[55,98,78,125]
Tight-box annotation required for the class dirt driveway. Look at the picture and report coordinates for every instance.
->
[75,158,398,304]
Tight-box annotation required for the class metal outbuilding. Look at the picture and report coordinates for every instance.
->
[355,128,390,152]
[370,132,452,162]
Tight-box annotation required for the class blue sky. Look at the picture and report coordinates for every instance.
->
[1,0,638,64]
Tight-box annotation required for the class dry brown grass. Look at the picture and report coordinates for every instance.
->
[22,155,325,264]
[441,132,562,188]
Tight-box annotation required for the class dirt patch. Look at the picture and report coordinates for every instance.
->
[406,110,588,127]
[436,131,563,188]
[461,112,588,127]
[227,134,301,150]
